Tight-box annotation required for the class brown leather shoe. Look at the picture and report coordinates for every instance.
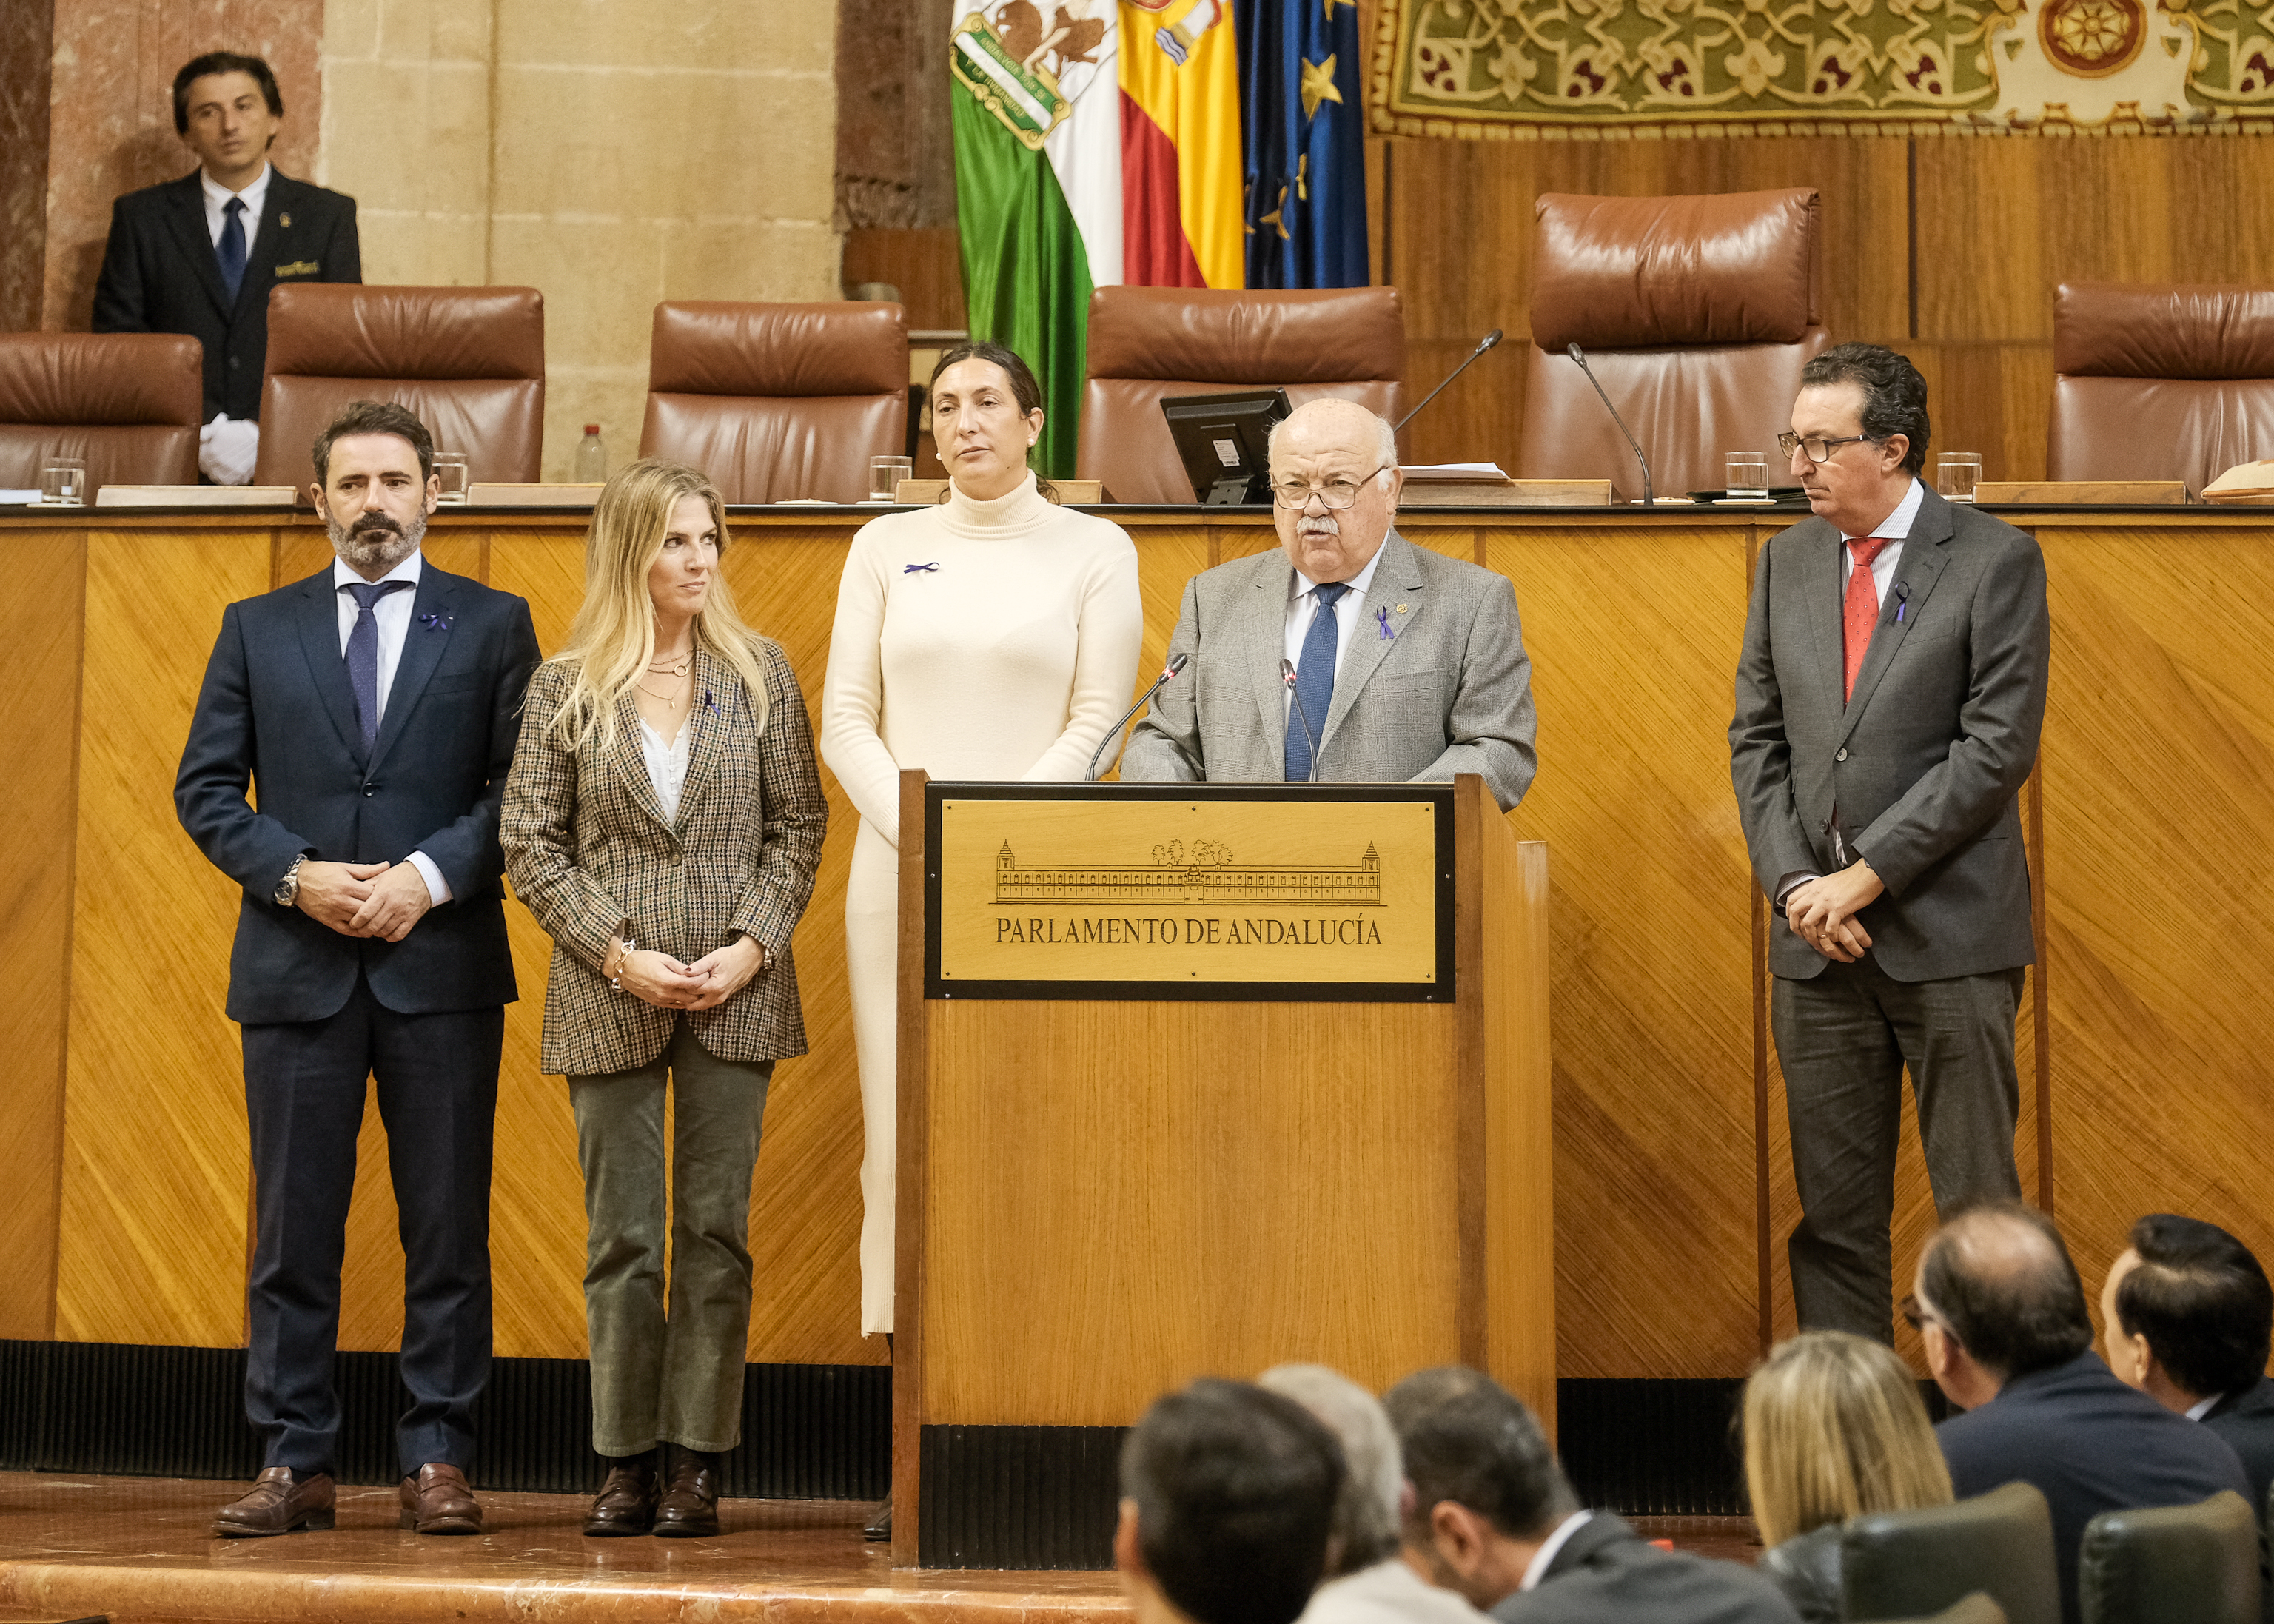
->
[652,1445,720,1538]
[583,1454,660,1537]
[214,1466,336,1537]
[398,1462,483,1534]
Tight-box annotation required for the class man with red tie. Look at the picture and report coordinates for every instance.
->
[1729,343,2050,1345]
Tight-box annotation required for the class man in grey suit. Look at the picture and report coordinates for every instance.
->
[1730,342,2050,1343]
[1122,398,1535,810]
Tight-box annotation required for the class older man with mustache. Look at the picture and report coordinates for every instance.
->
[176,399,540,1537]
[1122,397,1536,808]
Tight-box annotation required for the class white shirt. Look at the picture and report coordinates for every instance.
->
[332,551,449,905]
[2187,1395,2221,1421]
[1295,1556,1492,1624]
[1282,543,1389,713]
[638,717,692,825]
[200,163,271,249]
[1520,1509,1594,1591]
[1837,475,1923,608]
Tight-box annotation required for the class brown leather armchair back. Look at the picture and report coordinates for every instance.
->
[1522,189,1826,498]
[253,285,546,495]
[2050,283,2274,493]
[639,301,908,504]
[1079,286,1406,503]
[0,332,201,497]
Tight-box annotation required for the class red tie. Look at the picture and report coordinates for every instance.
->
[1842,538,1891,704]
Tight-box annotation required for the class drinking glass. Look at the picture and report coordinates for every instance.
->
[432,452,471,505]
[40,457,87,506]
[870,455,914,502]
[1936,453,1982,503]
[1725,452,1770,499]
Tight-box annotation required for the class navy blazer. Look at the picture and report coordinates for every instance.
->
[1939,1351,2252,1624]
[1490,1511,1802,1624]
[93,169,360,422]
[176,562,540,1024]
[2206,1375,2274,1525]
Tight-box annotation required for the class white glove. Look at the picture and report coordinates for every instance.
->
[198,415,261,486]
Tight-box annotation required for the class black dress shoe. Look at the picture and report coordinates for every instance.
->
[584,1452,660,1537]
[863,1499,891,1542]
[653,1444,720,1538]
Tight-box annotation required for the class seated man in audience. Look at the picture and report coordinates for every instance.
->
[1116,1377,1346,1624]
[1383,1366,1800,1623]
[1120,397,1535,810]
[93,51,361,484]
[2102,1212,2274,1515]
[1917,1201,2250,1623]
[1258,1364,1489,1624]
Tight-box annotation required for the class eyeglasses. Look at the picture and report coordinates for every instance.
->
[1270,467,1389,509]
[1899,1292,1942,1333]
[1778,432,1879,465]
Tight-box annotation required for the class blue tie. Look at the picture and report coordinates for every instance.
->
[343,580,412,752]
[1285,580,1349,782]
[218,197,246,301]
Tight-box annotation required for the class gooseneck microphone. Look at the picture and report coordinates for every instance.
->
[1566,342,1654,508]
[1279,657,1324,785]
[1086,652,1190,781]
[1395,329,1503,435]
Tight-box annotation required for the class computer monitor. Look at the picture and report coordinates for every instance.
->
[1160,388,1292,506]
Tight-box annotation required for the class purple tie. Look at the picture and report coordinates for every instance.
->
[343,580,412,751]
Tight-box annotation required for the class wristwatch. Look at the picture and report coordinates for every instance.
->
[274,853,309,907]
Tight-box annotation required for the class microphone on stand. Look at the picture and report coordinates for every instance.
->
[1086,652,1190,782]
[1280,657,1324,785]
[1565,341,1654,508]
[1394,329,1503,435]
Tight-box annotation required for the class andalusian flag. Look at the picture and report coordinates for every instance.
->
[1238,0,1368,287]
[1120,1,1244,288]
[951,2,1124,477]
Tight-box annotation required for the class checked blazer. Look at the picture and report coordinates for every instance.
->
[500,639,828,1076]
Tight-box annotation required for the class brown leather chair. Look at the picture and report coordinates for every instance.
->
[0,332,201,498]
[638,301,908,504]
[252,284,546,496]
[1522,189,1827,500]
[2050,282,2274,494]
[1079,286,1406,503]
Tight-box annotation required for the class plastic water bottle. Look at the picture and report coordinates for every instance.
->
[573,424,606,483]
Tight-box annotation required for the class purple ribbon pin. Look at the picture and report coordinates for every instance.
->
[420,611,451,631]
[705,689,717,713]
[903,562,940,574]
[1375,605,1392,640]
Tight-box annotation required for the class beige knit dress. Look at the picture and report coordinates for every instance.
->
[819,473,1144,1334]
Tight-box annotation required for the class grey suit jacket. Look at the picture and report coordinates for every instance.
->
[1121,528,1537,810]
[1491,1513,1803,1624]
[1730,483,2049,982]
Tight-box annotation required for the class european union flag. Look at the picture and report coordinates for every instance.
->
[1237,0,1369,288]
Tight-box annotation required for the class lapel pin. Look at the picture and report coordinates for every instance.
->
[419,611,451,631]
[903,561,941,574]
[705,689,717,712]
[280,211,291,228]
[1395,603,1409,614]
[1375,605,1392,640]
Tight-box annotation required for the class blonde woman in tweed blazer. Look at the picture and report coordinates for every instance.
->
[500,459,826,1540]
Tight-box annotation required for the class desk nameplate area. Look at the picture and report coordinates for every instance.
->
[922,782,1455,1001]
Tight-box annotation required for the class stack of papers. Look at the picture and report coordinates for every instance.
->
[2203,460,2274,503]
[1401,462,1512,482]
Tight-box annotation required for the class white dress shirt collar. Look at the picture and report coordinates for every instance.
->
[332,548,423,594]
[1520,1509,1594,1591]
[2187,1394,2221,1422]
[201,163,272,247]
[1291,538,1389,603]
[1840,474,1924,545]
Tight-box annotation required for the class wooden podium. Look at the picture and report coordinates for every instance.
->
[891,772,1552,1568]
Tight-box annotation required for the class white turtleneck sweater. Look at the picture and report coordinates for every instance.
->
[820,473,1144,844]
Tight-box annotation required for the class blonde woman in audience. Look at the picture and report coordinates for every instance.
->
[1743,1330,1956,1623]
[502,458,827,1539]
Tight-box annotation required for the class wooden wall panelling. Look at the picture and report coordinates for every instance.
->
[1486,521,1760,1378]
[2035,523,2274,1329]
[0,528,85,1340]
[1902,343,2058,488]
[54,529,271,1346]
[841,227,967,332]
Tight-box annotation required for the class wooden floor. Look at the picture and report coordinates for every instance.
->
[0,1474,1758,1623]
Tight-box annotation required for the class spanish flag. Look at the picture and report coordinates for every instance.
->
[1119,0,1244,288]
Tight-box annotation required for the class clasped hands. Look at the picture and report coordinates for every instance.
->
[1785,859,1885,963]
[615,936,766,1011]
[295,859,432,943]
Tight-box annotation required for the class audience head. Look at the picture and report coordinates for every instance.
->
[1116,1377,1345,1624]
[1914,1200,2094,1408]
[1266,398,1401,587]
[1383,1366,1576,1609]
[172,53,284,186]
[1788,342,1929,534]
[2102,1213,2273,1412]
[929,342,1044,503]
[1743,1330,1954,1548]
[311,400,436,578]
[1258,1363,1403,1577]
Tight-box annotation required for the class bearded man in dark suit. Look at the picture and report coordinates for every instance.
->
[93,52,360,484]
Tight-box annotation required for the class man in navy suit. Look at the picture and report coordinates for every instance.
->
[177,400,538,1537]
[1917,1202,2250,1624]
[93,52,360,483]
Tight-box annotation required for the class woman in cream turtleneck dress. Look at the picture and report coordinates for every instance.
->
[820,343,1143,1352]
